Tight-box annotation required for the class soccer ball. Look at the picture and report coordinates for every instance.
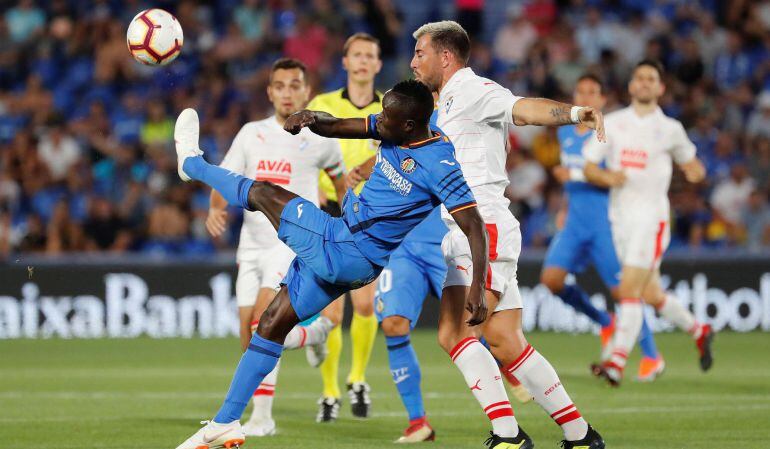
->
[126,9,183,66]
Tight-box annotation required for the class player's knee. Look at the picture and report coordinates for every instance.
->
[353,300,374,316]
[381,316,410,336]
[437,325,470,354]
[540,269,564,293]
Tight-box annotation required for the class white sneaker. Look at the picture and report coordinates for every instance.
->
[242,416,276,437]
[174,108,203,182]
[174,420,245,449]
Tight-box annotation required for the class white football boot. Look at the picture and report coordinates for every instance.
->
[174,420,245,449]
[174,108,203,182]
[242,416,276,437]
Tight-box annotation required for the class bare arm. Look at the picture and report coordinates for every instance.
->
[331,172,348,206]
[583,161,627,188]
[679,157,706,183]
[512,98,605,141]
[451,206,489,326]
[346,156,376,189]
[206,190,229,237]
[284,110,370,139]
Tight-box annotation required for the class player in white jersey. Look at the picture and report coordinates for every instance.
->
[205,59,348,436]
[410,21,605,449]
[583,60,713,387]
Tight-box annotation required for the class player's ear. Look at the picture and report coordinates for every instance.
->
[404,119,415,133]
[374,57,383,75]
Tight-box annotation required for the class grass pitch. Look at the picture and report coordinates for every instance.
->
[1,331,769,449]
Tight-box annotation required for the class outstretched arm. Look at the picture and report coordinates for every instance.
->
[451,206,489,326]
[284,110,370,139]
[583,161,626,188]
[512,98,605,142]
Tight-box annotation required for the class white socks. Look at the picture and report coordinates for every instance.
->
[283,317,334,349]
[657,294,700,337]
[608,299,644,370]
[450,337,519,438]
[506,344,588,441]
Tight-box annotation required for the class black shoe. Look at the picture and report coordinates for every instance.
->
[347,382,371,418]
[560,425,605,449]
[316,396,340,423]
[483,429,534,449]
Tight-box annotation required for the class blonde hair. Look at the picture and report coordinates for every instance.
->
[342,32,380,58]
[412,21,470,63]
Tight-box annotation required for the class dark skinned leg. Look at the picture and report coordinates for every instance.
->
[255,285,302,344]
[246,181,300,230]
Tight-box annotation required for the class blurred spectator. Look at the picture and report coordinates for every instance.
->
[692,12,727,72]
[748,137,770,192]
[742,189,770,251]
[83,197,131,251]
[713,30,751,91]
[710,163,756,235]
[575,7,614,64]
[140,100,173,147]
[5,0,45,43]
[747,91,770,140]
[37,114,81,182]
[455,0,483,39]
[493,5,537,67]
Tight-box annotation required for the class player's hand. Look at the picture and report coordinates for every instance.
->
[346,166,366,189]
[606,170,627,187]
[681,159,706,183]
[552,165,570,184]
[465,285,488,326]
[578,107,606,143]
[206,208,228,237]
[284,110,316,135]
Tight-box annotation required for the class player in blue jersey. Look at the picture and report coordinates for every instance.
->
[172,80,491,449]
[540,74,664,381]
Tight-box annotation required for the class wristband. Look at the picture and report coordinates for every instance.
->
[570,106,583,124]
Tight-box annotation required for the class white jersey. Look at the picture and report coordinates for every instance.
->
[220,116,344,259]
[582,106,696,224]
[436,68,523,224]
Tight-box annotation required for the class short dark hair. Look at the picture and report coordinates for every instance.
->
[576,73,603,92]
[413,21,471,64]
[269,58,307,83]
[634,59,664,77]
[343,32,380,58]
[391,79,434,125]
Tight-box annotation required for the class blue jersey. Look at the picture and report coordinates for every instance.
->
[557,126,609,223]
[398,109,448,245]
[341,114,475,266]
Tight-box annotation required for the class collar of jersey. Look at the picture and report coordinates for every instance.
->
[341,88,381,109]
[400,131,446,149]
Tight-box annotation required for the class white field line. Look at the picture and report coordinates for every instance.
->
[1,403,769,423]
[1,390,770,401]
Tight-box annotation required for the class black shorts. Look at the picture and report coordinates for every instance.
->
[321,200,341,218]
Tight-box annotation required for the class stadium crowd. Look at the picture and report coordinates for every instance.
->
[0,0,768,258]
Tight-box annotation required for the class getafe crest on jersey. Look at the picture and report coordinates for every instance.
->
[401,157,417,174]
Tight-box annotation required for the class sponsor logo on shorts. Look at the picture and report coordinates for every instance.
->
[456,265,469,275]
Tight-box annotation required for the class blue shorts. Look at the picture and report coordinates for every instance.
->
[543,216,620,288]
[278,197,382,321]
[375,240,446,329]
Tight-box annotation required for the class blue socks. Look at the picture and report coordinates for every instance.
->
[558,284,612,328]
[638,316,659,359]
[214,333,283,423]
[183,156,253,210]
[386,334,425,421]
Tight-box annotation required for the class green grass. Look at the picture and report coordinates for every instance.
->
[1,331,769,449]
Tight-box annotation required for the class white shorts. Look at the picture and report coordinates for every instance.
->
[442,215,523,311]
[612,219,670,270]
[235,243,296,307]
